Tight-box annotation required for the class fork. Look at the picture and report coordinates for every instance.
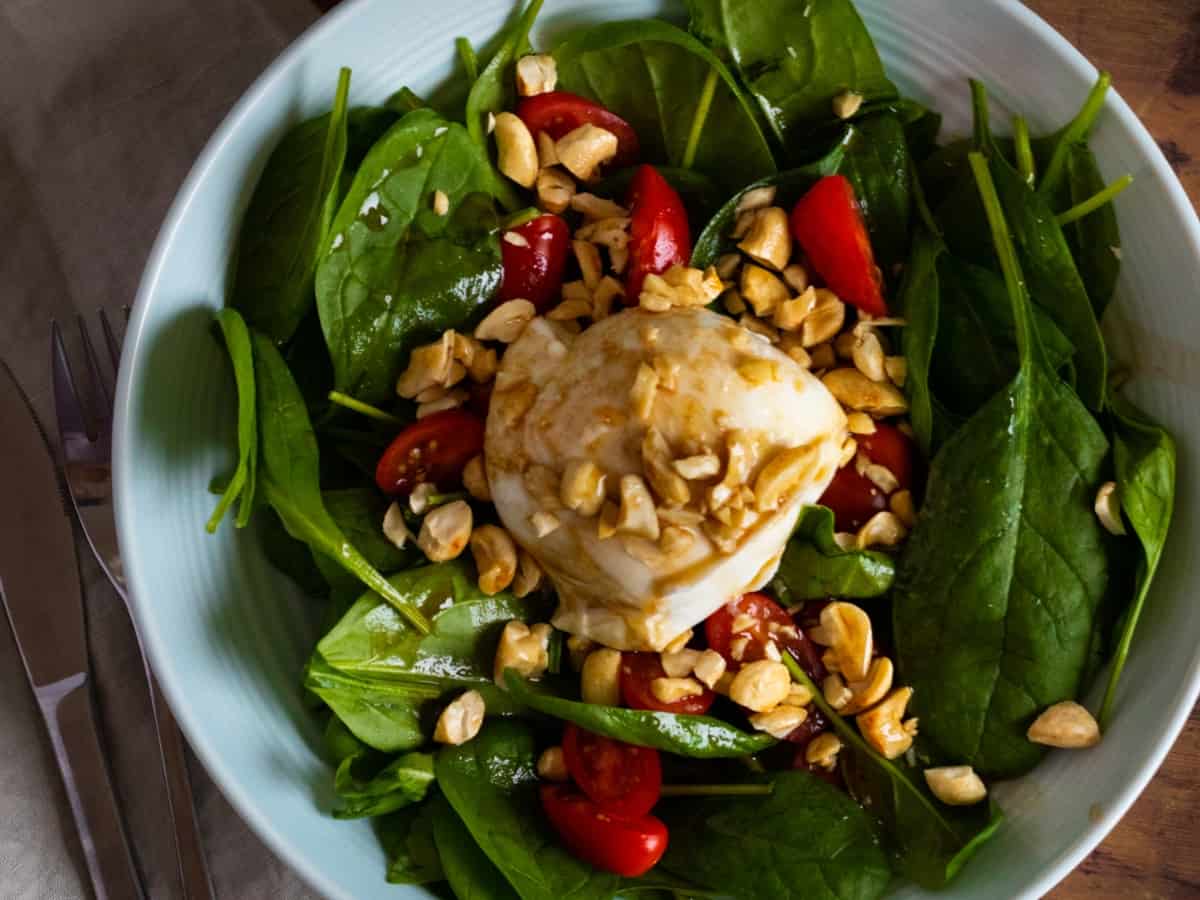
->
[53,311,216,900]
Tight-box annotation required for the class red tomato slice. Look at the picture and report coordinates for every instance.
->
[516,91,640,168]
[498,213,570,312]
[624,164,691,302]
[817,422,914,531]
[789,175,887,316]
[562,724,662,818]
[704,592,820,670]
[620,652,714,715]
[374,409,485,496]
[540,784,669,878]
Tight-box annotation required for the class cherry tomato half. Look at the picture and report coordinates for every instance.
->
[704,592,814,666]
[620,652,714,715]
[498,213,570,312]
[516,91,640,168]
[562,724,662,818]
[790,175,887,316]
[625,164,691,302]
[374,409,485,496]
[817,422,914,531]
[540,784,669,878]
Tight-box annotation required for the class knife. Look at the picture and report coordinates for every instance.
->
[0,360,144,900]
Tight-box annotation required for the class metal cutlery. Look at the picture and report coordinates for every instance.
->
[53,312,216,900]
[0,359,145,900]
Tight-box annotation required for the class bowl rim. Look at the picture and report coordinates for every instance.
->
[113,1,1200,898]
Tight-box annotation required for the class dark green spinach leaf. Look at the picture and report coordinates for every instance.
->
[773,505,894,601]
[1098,392,1176,727]
[316,109,502,406]
[659,771,891,900]
[333,745,435,819]
[231,69,351,344]
[553,19,775,193]
[893,154,1110,777]
[250,332,432,633]
[686,0,897,149]
[378,802,444,885]
[504,671,776,758]
[207,309,258,531]
[465,0,542,148]
[896,227,943,455]
[837,112,913,273]
[430,793,521,900]
[437,720,621,900]
[323,487,419,574]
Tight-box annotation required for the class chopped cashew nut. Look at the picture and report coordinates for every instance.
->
[1094,481,1126,535]
[890,489,916,527]
[494,621,553,685]
[735,185,777,214]
[494,112,538,188]
[573,239,603,289]
[566,635,595,671]
[885,356,908,386]
[536,168,575,214]
[819,602,874,682]
[674,453,721,480]
[475,299,536,343]
[630,363,660,423]
[418,500,473,561]
[396,332,456,397]
[805,733,843,770]
[782,263,810,293]
[512,550,544,598]
[536,130,560,167]
[856,511,908,549]
[839,656,895,715]
[856,687,917,759]
[417,389,467,418]
[728,659,792,712]
[823,673,854,710]
[784,683,814,707]
[774,287,817,331]
[382,501,416,550]
[750,705,808,739]
[616,475,660,541]
[664,628,694,654]
[516,54,557,96]
[852,327,888,383]
[530,510,561,538]
[924,766,988,806]
[652,677,705,703]
[801,290,847,347]
[754,443,818,511]
[434,690,486,745]
[463,454,491,501]
[571,192,627,219]
[738,207,792,271]
[692,650,727,688]
[581,648,623,706]
[537,746,570,781]
[643,428,690,507]
[470,525,518,596]
[833,90,864,119]
[409,482,438,515]
[846,411,877,435]
[822,368,908,415]
[662,648,702,678]
[432,190,450,216]
[555,124,618,181]
[1026,701,1101,748]
[560,460,608,517]
[740,264,790,317]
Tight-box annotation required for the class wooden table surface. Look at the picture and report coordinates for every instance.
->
[1024,1,1200,897]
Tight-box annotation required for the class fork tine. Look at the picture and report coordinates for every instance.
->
[99,308,121,372]
[52,320,94,441]
[77,313,112,416]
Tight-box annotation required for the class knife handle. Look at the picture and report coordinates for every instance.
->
[146,670,215,900]
[38,673,145,900]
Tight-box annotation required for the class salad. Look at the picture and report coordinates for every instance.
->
[207,1,1177,896]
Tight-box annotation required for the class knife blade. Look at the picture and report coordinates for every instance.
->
[0,360,144,900]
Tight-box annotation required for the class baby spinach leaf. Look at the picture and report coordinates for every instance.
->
[896,227,943,455]
[504,671,776,758]
[659,771,891,900]
[250,332,432,633]
[231,69,351,345]
[333,746,436,819]
[309,561,549,751]
[892,154,1110,777]
[1098,393,1176,727]
[207,309,258,531]
[686,0,896,150]
[345,106,402,170]
[430,793,521,900]
[378,802,444,885]
[256,505,328,597]
[552,19,775,193]
[316,109,503,406]
[837,112,913,274]
[773,505,895,601]
[464,0,542,148]
[437,720,621,900]
[322,487,420,574]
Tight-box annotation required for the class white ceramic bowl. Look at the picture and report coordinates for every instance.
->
[113,1,1200,897]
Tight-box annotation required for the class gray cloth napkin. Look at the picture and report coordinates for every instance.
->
[0,1,328,896]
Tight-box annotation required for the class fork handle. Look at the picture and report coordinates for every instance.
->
[146,667,215,900]
[37,673,145,900]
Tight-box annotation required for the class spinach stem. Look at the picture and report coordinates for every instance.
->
[328,390,403,425]
[1055,174,1133,226]
[1038,71,1111,197]
[1013,115,1035,187]
[456,36,480,84]
[390,87,427,113]
[969,79,992,152]
[968,152,1033,361]
[659,784,774,797]
[682,67,720,170]
[500,206,541,230]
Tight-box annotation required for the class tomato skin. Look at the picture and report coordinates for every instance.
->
[516,91,640,167]
[704,592,819,670]
[540,785,668,878]
[624,165,691,302]
[789,175,887,316]
[620,652,714,715]
[374,409,485,496]
[498,214,570,312]
[817,422,914,531]
[562,724,662,818]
